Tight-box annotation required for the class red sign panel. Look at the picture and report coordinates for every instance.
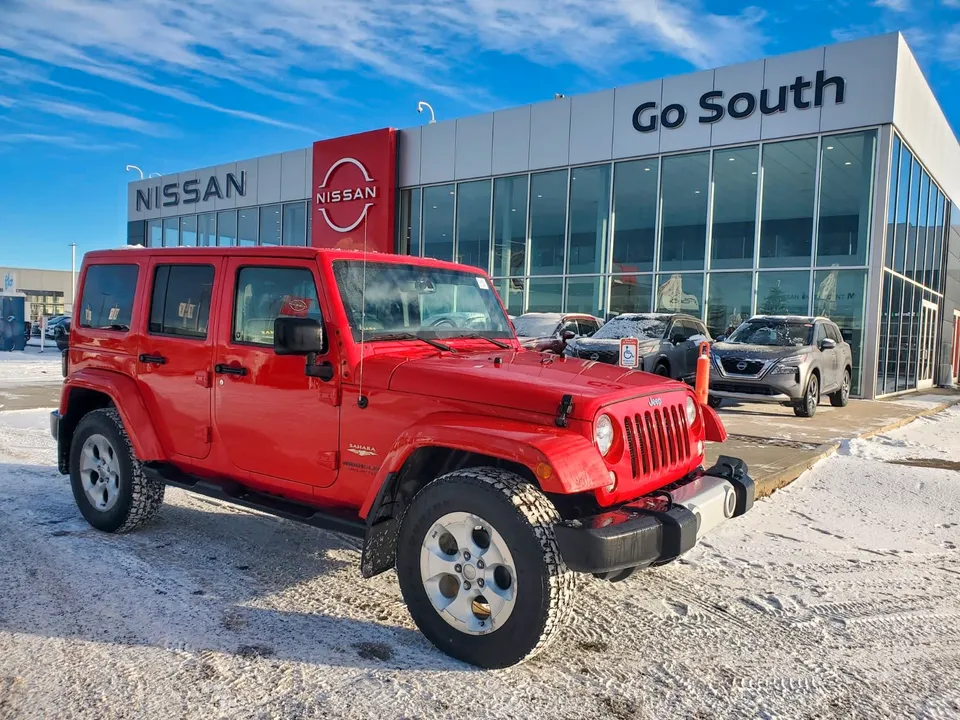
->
[311,128,397,254]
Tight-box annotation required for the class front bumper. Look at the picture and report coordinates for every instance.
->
[553,456,755,579]
[709,367,805,403]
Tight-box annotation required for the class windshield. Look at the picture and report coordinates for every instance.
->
[727,320,814,346]
[592,315,668,341]
[333,261,512,342]
[512,316,559,338]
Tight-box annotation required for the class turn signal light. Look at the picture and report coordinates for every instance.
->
[535,463,553,482]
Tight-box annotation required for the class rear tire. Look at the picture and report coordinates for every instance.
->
[69,408,164,533]
[829,369,851,407]
[396,468,574,668]
[793,373,819,418]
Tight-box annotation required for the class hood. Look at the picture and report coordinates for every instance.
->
[711,342,812,361]
[565,337,658,364]
[380,350,687,420]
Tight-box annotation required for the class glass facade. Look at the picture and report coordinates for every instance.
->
[876,132,949,396]
[399,129,881,393]
[143,201,308,249]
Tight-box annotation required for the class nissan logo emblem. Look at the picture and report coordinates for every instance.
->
[737,361,748,371]
[589,353,599,361]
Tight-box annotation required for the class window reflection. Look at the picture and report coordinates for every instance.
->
[527,278,563,312]
[423,185,455,262]
[759,138,817,268]
[660,153,708,272]
[217,210,238,246]
[565,276,605,318]
[162,218,179,247]
[180,216,198,247]
[147,219,162,248]
[398,189,421,256]
[817,131,876,266]
[282,202,307,246]
[609,275,653,316]
[529,171,567,275]
[198,213,216,247]
[493,176,527,277]
[756,271,809,316]
[612,159,657,273]
[814,269,867,393]
[655,273,703,316]
[706,272,752,338]
[885,136,901,269]
[260,204,281,246]
[711,146,758,269]
[238,208,258,246]
[567,165,610,275]
[456,180,491,271]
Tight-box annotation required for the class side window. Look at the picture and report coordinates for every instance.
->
[559,320,579,337]
[78,264,139,331]
[149,264,215,339]
[233,266,321,347]
[827,324,842,343]
[577,319,598,336]
[687,320,708,341]
[814,323,827,345]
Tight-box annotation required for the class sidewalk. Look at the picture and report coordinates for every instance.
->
[706,389,960,496]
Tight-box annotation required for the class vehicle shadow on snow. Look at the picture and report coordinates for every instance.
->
[1,465,469,672]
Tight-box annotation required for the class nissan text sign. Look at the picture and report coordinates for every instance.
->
[311,128,397,253]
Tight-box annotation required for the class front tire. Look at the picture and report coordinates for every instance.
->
[653,362,669,377]
[396,468,574,668]
[829,369,851,407]
[69,408,164,533]
[793,373,819,418]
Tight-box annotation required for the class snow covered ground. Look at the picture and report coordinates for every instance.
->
[0,347,62,388]
[0,406,958,719]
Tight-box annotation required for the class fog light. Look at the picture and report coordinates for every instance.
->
[606,471,617,493]
[697,440,704,456]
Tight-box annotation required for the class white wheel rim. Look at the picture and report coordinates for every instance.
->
[419,511,518,635]
[80,433,122,512]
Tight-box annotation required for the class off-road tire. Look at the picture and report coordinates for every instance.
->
[69,408,164,533]
[829,369,851,408]
[707,395,723,409]
[793,373,819,418]
[396,467,575,668]
[653,362,670,377]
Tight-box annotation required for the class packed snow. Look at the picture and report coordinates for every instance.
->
[0,405,958,719]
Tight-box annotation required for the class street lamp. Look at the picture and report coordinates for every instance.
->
[417,101,436,124]
[148,172,162,178]
[125,164,144,179]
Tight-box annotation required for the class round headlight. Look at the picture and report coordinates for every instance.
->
[594,414,614,456]
[685,396,698,425]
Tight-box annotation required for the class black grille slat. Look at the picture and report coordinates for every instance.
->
[654,409,668,466]
[663,408,676,465]
[624,418,639,477]
[634,414,650,475]
[644,413,660,471]
[677,407,689,460]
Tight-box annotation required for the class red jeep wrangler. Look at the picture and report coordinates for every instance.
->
[52,247,754,668]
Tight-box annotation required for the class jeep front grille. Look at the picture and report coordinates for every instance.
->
[622,405,690,478]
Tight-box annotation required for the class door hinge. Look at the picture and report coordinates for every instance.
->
[195,370,211,388]
[318,451,338,470]
[195,425,212,444]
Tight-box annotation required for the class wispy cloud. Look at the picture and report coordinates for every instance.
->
[30,98,167,135]
[0,132,133,151]
[0,0,770,130]
[873,0,910,11]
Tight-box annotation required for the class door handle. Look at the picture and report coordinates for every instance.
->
[215,363,248,377]
[139,353,167,365]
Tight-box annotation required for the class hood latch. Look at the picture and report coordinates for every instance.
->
[555,394,574,428]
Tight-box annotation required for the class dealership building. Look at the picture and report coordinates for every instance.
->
[126,32,960,399]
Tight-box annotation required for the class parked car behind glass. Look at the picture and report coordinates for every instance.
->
[709,315,853,417]
[563,313,710,383]
[513,312,602,354]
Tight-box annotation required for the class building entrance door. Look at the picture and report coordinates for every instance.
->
[917,300,938,390]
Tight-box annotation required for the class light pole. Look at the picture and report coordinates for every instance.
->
[125,164,144,179]
[148,172,162,178]
[417,101,437,124]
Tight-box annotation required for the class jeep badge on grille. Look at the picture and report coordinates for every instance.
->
[648,397,662,407]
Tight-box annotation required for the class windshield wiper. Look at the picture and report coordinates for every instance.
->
[369,332,452,352]
[449,333,510,349]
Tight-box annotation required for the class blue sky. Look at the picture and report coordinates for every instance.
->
[1,0,959,270]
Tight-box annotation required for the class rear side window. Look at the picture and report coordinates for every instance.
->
[233,266,321,346]
[826,324,843,343]
[577,318,600,336]
[149,264,215,339]
[78,264,138,331]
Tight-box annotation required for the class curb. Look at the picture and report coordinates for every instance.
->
[752,396,960,499]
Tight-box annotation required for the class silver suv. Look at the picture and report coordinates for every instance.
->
[709,315,853,418]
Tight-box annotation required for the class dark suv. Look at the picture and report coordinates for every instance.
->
[709,315,854,417]
[563,313,710,382]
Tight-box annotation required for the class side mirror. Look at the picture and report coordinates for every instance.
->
[274,317,325,355]
[820,338,837,351]
[562,330,576,341]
